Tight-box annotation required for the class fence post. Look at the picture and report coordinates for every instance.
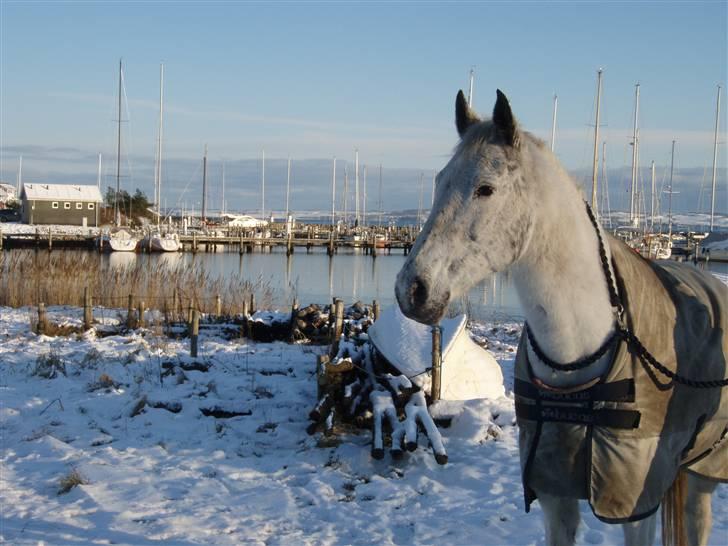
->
[187,302,194,324]
[37,302,47,335]
[83,286,93,330]
[332,298,344,355]
[431,325,442,402]
[289,297,299,339]
[190,309,199,357]
[137,300,145,328]
[127,294,135,329]
[249,293,256,315]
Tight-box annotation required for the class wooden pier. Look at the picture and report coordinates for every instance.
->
[0,225,416,255]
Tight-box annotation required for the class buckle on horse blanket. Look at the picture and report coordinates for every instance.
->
[514,378,641,429]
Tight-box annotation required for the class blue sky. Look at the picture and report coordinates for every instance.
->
[1,1,726,214]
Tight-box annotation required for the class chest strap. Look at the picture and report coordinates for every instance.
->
[515,378,641,430]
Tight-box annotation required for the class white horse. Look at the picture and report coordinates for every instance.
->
[395,89,727,546]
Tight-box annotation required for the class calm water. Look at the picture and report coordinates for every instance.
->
[13,247,728,322]
[98,247,522,321]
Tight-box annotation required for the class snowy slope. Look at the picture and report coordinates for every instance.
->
[0,307,726,545]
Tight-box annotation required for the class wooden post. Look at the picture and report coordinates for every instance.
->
[137,300,145,328]
[289,297,299,338]
[37,302,47,335]
[248,293,256,315]
[215,294,222,319]
[332,298,345,354]
[431,325,442,402]
[190,308,199,357]
[127,294,135,328]
[83,286,93,330]
[372,299,381,322]
[187,302,194,324]
[48,227,52,251]
[192,231,198,253]
[239,232,244,255]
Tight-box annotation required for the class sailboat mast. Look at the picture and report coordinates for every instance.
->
[431,169,436,207]
[343,165,348,226]
[202,144,208,222]
[710,85,722,232]
[97,153,102,189]
[417,172,424,230]
[115,58,123,227]
[285,156,291,222]
[221,161,226,216]
[550,94,558,152]
[378,164,383,227]
[629,83,641,225]
[650,160,656,231]
[363,164,367,227]
[156,63,164,227]
[467,67,475,108]
[591,69,603,217]
[16,155,22,195]
[600,141,611,227]
[261,148,265,221]
[331,157,336,228]
[668,140,676,239]
[354,149,360,226]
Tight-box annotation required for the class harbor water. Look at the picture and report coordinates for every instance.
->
[6,247,727,322]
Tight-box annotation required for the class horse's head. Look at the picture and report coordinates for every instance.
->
[396,90,535,324]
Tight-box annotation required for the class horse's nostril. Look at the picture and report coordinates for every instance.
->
[411,276,429,307]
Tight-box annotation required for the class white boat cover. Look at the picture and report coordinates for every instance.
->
[368,305,504,400]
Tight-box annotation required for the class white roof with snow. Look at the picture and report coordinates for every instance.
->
[22,183,103,202]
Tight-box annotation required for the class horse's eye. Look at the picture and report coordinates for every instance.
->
[475,185,494,198]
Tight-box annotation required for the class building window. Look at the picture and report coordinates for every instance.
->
[52,202,59,209]
[88,203,95,210]
[64,202,71,210]
[76,202,83,210]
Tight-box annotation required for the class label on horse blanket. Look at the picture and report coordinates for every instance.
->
[516,235,728,523]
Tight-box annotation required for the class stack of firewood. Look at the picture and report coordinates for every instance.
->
[307,312,448,465]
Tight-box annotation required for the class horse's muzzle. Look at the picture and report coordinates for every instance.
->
[395,272,450,325]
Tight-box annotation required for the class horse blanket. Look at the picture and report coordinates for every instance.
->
[515,235,728,523]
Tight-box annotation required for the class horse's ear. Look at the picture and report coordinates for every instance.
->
[493,89,520,147]
[456,90,479,137]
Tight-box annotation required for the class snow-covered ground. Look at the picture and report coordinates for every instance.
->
[1,306,727,545]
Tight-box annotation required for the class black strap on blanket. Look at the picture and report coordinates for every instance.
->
[515,377,640,429]
[514,377,635,403]
[515,402,641,429]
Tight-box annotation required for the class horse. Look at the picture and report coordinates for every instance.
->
[395,89,728,546]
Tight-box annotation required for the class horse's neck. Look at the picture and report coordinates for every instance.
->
[513,177,616,386]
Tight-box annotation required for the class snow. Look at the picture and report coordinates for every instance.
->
[0,222,100,236]
[1,305,726,545]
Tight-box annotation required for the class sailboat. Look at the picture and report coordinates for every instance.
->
[102,59,139,252]
[140,63,180,253]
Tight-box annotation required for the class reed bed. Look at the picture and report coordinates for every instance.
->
[0,251,273,315]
